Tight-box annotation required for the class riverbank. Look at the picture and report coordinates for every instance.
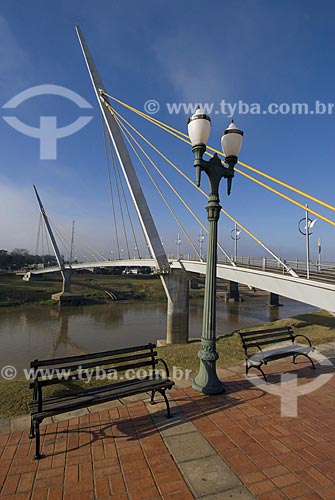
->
[0,272,261,306]
[0,273,171,306]
[0,309,334,419]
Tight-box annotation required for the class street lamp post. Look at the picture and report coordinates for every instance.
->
[317,237,321,271]
[198,228,205,260]
[188,108,243,394]
[231,223,241,263]
[298,204,317,280]
[176,233,182,259]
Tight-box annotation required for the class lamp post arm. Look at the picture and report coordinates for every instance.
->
[192,147,236,195]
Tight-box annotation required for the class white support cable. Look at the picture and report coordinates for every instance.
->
[47,215,107,263]
[35,214,42,256]
[110,105,298,276]
[108,137,143,259]
[112,107,236,265]
[109,140,131,259]
[115,114,202,260]
[101,115,122,259]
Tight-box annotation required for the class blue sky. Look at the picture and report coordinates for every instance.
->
[1,0,335,262]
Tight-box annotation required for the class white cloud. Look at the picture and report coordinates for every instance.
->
[0,182,39,251]
[0,180,145,257]
[153,30,229,102]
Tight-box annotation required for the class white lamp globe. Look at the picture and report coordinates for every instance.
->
[188,107,211,146]
[221,120,243,157]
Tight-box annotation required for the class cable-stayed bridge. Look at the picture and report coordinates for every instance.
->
[25,27,335,343]
[27,255,335,314]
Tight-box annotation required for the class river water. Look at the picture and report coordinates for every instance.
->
[0,295,316,373]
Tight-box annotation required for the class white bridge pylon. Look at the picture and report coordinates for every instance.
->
[28,259,335,314]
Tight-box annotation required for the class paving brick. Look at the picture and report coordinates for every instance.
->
[48,486,63,500]
[95,477,112,498]
[153,469,183,484]
[318,486,335,500]
[257,490,291,500]
[64,478,94,495]
[110,473,127,494]
[31,487,49,500]
[240,470,268,485]
[128,487,161,500]
[34,475,64,490]
[248,480,277,496]
[17,471,35,492]
[282,482,313,498]
[1,474,21,495]
[295,494,324,500]
[272,472,300,488]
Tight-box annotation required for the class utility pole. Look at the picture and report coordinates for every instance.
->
[70,220,75,263]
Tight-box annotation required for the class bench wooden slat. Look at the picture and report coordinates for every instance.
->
[30,343,155,368]
[31,359,157,388]
[30,375,159,405]
[241,332,292,344]
[245,337,292,348]
[31,351,157,379]
[240,326,293,337]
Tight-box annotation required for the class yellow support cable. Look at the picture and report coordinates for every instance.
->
[102,100,303,273]
[105,101,275,247]
[114,114,236,266]
[113,110,235,263]
[111,105,303,274]
[114,114,201,258]
[115,116,205,232]
[102,91,335,215]
[114,111,235,262]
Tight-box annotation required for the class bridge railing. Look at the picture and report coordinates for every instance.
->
[25,255,335,284]
[222,256,335,283]
[168,254,335,283]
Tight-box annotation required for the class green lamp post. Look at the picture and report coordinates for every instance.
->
[188,107,244,394]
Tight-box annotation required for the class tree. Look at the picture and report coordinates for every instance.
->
[12,248,30,256]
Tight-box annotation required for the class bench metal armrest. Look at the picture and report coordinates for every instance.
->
[292,334,312,347]
[246,344,263,357]
[156,358,170,378]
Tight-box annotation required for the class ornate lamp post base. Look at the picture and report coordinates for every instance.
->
[192,356,225,394]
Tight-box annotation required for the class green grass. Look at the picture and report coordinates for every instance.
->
[0,309,334,420]
[0,273,171,305]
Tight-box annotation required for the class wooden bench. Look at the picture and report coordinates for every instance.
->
[28,343,174,459]
[238,326,315,381]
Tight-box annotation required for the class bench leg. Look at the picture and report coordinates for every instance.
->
[158,389,172,418]
[246,363,268,383]
[34,421,42,460]
[150,390,155,405]
[295,353,316,370]
[29,418,35,439]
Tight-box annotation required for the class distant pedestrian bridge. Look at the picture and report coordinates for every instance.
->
[24,257,335,313]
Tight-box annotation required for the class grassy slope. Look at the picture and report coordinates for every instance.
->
[0,310,334,419]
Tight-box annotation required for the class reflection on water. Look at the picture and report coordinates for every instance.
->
[0,296,316,372]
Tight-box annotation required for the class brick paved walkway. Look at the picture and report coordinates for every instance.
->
[0,355,334,499]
